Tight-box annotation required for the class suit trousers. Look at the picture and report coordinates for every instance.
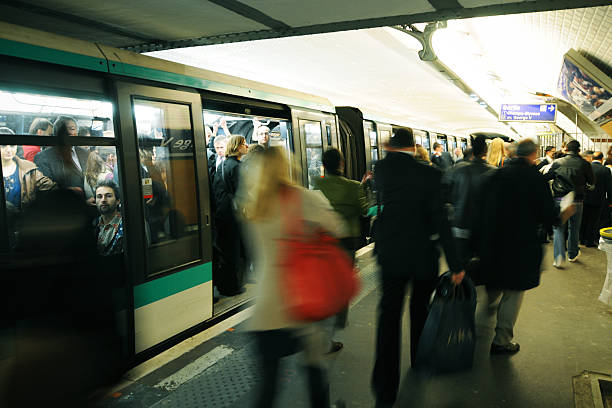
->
[371,268,437,404]
[475,287,524,346]
[581,203,604,245]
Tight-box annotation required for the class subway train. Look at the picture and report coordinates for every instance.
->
[0,21,472,366]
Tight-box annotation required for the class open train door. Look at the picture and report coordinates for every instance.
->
[336,107,368,181]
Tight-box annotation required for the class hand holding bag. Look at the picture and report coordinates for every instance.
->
[279,187,360,322]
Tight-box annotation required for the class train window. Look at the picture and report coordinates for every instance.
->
[0,89,114,137]
[301,121,323,189]
[369,131,378,162]
[134,99,201,275]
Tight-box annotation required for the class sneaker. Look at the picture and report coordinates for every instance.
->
[553,255,564,268]
[490,342,520,354]
[569,250,581,262]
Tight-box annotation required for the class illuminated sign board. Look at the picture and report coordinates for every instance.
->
[499,104,557,122]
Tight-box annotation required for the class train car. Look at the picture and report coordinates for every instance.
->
[0,21,342,365]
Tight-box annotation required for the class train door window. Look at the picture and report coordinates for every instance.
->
[300,120,323,189]
[133,99,201,275]
[369,130,379,162]
[423,133,431,152]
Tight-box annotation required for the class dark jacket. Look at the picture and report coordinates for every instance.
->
[443,157,495,235]
[212,156,241,218]
[430,151,453,171]
[34,146,89,189]
[474,159,559,291]
[585,161,612,207]
[546,151,594,199]
[314,174,367,238]
[374,152,462,279]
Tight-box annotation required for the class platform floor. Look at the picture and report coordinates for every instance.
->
[101,244,612,408]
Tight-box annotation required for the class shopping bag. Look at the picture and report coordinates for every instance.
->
[414,272,477,375]
[279,188,360,322]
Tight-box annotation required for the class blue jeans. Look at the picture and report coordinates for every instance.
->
[553,201,583,260]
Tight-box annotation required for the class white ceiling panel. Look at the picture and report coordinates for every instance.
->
[240,0,435,27]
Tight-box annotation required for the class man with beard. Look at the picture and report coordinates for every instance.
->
[94,180,124,256]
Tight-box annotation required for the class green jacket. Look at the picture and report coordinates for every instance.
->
[314,174,367,238]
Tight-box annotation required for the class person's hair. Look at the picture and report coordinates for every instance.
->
[389,128,415,148]
[95,179,120,201]
[322,148,344,175]
[28,118,53,135]
[566,140,580,153]
[553,151,565,160]
[248,143,265,156]
[415,146,431,162]
[225,135,245,157]
[78,126,91,137]
[505,142,517,158]
[544,146,555,154]
[593,151,604,161]
[239,147,293,221]
[516,139,538,158]
[53,115,77,140]
[584,150,594,156]
[0,127,15,135]
[85,151,106,190]
[213,135,227,147]
[432,142,441,150]
[472,135,487,157]
[463,148,474,161]
[487,138,505,167]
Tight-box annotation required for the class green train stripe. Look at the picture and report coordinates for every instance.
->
[108,61,335,113]
[0,38,108,72]
[134,262,212,309]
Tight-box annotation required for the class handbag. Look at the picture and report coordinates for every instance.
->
[279,187,360,322]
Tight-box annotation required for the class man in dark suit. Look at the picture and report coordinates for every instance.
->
[582,151,612,247]
[430,142,453,170]
[34,116,89,190]
[372,128,465,408]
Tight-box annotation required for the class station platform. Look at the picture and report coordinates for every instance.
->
[100,244,612,408]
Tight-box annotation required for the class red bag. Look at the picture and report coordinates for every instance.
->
[279,188,360,321]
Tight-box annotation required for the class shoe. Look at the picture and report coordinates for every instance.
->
[490,342,520,354]
[569,250,581,262]
[553,255,564,268]
[327,341,344,354]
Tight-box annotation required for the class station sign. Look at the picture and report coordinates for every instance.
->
[499,104,557,122]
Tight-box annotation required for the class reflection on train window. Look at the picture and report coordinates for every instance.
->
[302,121,323,189]
[134,99,201,275]
[202,111,292,152]
[1,143,123,254]
[369,130,378,162]
[0,89,114,137]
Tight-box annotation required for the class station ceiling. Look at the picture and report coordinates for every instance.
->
[0,0,611,52]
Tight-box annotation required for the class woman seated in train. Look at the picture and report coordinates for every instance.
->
[237,146,347,408]
[212,135,248,296]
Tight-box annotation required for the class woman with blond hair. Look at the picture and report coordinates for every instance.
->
[239,147,347,408]
[211,135,248,296]
[414,145,432,165]
[487,137,506,167]
[84,150,113,200]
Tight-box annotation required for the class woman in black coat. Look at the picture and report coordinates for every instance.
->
[212,135,248,296]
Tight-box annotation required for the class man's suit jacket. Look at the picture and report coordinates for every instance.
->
[375,151,462,279]
[585,161,612,206]
[34,146,89,189]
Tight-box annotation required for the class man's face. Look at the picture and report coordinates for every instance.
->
[215,141,226,157]
[37,125,53,136]
[0,145,17,161]
[66,121,78,136]
[436,146,443,153]
[257,127,270,145]
[547,148,555,158]
[96,186,119,216]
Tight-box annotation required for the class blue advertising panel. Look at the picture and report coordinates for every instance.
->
[499,104,557,122]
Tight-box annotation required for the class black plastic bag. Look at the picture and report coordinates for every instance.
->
[414,272,477,376]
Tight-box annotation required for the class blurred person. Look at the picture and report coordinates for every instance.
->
[462,148,474,162]
[443,135,494,266]
[452,147,463,163]
[372,128,465,408]
[582,150,594,162]
[94,181,124,256]
[2,189,124,407]
[546,140,594,266]
[505,142,518,160]
[1,128,55,212]
[582,151,612,247]
[414,145,432,165]
[238,147,347,408]
[536,146,556,171]
[314,148,369,352]
[84,151,113,200]
[78,126,91,137]
[473,139,574,355]
[23,118,53,162]
[487,137,506,167]
[34,116,89,190]
[430,142,453,170]
[212,135,248,296]
[256,125,271,148]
